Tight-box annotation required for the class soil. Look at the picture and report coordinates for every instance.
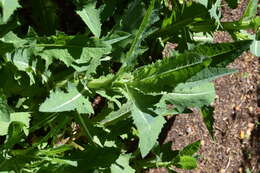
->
[150,0,260,172]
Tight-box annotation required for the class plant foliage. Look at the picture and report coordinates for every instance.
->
[0,0,258,172]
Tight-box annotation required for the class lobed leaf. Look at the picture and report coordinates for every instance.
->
[128,41,251,93]
[200,105,215,138]
[77,2,101,38]
[4,122,26,149]
[100,102,131,126]
[191,40,251,59]
[186,67,237,84]
[0,112,30,136]
[110,154,135,173]
[174,156,197,170]
[250,33,260,57]
[0,0,20,23]
[127,87,166,158]
[39,83,93,114]
[208,0,222,26]
[0,92,12,122]
[179,141,201,156]
[130,52,210,93]
[241,0,258,22]
[123,0,156,67]
[159,82,215,112]
[39,35,112,73]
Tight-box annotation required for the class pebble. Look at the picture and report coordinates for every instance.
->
[186,127,192,134]
[240,130,245,139]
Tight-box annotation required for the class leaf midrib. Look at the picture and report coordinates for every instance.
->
[135,59,206,83]
[50,93,82,111]
[35,44,108,49]
[169,90,213,96]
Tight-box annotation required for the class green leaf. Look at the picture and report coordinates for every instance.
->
[87,74,115,89]
[38,145,73,156]
[192,40,251,58]
[100,102,131,126]
[4,122,26,149]
[2,31,27,47]
[131,105,165,158]
[33,115,70,146]
[123,0,156,67]
[250,41,260,57]
[110,154,135,173]
[8,48,34,72]
[104,31,131,45]
[3,33,111,72]
[76,113,96,146]
[250,35,260,57]
[155,101,193,116]
[77,2,101,38]
[10,112,30,136]
[99,0,117,22]
[0,0,20,23]
[179,141,201,156]
[96,90,122,107]
[119,0,146,33]
[245,168,252,173]
[42,158,77,167]
[64,146,120,172]
[127,87,166,157]
[40,35,112,72]
[157,2,209,38]
[193,0,208,7]
[0,92,11,122]
[186,67,237,83]
[130,52,210,93]
[0,112,30,136]
[192,32,213,43]
[39,83,93,114]
[200,105,214,138]
[208,0,222,26]
[175,155,197,170]
[191,40,252,67]
[129,41,249,93]
[153,142,179,162]
[0,18,19,37]
[241,0,258,22]
[40,48,74,67]
[0,41,14,55]
[155,68,233,114]
[6,48,40,84]
[159,82,215,112]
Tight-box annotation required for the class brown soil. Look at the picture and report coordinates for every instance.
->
[150,0,260,172]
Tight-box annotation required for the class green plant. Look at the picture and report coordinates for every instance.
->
[0,0,259,172]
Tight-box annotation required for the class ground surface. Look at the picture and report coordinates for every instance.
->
[150,0,260,172]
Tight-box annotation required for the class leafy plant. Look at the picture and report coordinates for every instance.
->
[0,0,258,172]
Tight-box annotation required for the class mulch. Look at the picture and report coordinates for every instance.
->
[149,0,260,172]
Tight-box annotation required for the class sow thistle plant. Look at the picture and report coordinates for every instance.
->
[0,0,259,172]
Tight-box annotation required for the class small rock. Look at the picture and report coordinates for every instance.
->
[240,130,245,139]
[248,106,254,113]
[186,127,192,134]
[246,129,252,138]
[201,140,205,146]
[248,122,254,129]
[235,105,241,111]
[178,131,184,136]
[220,168,225,173]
